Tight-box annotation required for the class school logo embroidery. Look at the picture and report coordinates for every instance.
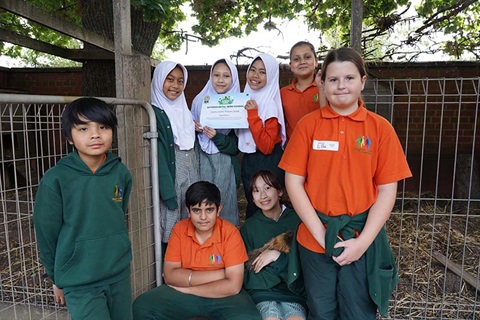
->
[112,185,124,202]
[313,93,319,102]
[354,136,372,154]
[209,254,222,265]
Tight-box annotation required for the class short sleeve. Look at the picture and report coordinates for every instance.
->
[222,226,248,268]
[164,224,182,263]
[278,116,312,177]
[374,124,412,185]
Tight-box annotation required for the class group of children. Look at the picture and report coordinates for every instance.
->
[33,43,412,320]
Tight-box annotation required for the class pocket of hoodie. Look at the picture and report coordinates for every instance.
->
[377,265,395,297]
[57,232,132,286]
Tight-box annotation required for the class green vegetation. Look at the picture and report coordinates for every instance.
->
[1,0,478,66]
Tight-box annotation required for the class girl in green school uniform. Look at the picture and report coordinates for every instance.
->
[151,61,200,247]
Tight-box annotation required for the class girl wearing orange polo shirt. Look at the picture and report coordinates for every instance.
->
[281,41,324,142]
[279,47,412,319]
[237,53,287,219]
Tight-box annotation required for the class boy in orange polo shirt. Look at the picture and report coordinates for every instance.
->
[132,181,261,320]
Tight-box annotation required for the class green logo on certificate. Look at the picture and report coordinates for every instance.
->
[218,96,234,105]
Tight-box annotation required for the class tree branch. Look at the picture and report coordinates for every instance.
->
[416,0,477,34]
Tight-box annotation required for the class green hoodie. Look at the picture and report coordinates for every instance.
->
[240,208,305,306]
[33,151,132,289]
[153,106,177,210]
[318,210,398,317]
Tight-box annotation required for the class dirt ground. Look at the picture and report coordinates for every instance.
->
[1,187,479,318]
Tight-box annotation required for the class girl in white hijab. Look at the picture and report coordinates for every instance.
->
[191,59,241,225]
[237,53,286,218]
[151,61,199,244]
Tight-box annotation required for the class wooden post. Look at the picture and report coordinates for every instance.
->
[113,0,155,298]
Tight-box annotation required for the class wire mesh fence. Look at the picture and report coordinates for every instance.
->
[0,97,156,319]
[0,77,479,320]
[365,77,480,319]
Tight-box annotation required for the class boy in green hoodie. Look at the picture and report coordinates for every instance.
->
[34,97,133,320]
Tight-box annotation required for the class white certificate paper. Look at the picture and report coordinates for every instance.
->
[199,93,250,129]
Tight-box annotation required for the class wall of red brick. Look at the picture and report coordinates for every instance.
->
[0,67,83,96]
[1,62,478,196]
[2,62,478,101]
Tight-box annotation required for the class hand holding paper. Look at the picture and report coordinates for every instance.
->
[199,93,250,129]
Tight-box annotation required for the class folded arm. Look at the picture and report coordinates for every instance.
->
[164,261,244,298]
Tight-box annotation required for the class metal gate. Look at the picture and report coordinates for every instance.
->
[0,95,158,319]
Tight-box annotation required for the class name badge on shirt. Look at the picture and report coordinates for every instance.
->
[313,140,339,151]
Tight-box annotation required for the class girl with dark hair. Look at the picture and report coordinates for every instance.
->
[241,170,305,320]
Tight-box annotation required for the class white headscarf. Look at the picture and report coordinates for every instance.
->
[237,53,286,153]
[151,61,195,150]
[191,59,241,154]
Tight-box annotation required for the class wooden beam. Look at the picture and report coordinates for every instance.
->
[0,0,159,65]
[0,0,116,52]
[432,251,480,292]
[0,28,114,61]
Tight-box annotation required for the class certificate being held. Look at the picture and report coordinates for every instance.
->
[199,93,250,129]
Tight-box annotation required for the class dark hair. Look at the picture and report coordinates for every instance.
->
[320,47,367,81]
[185,181,221,208]
[62,97,117,141]
[249,170,284,196]
[173,65,184,76]
[251,56,262,65]
[289,41,316,59]
[212,59,228,69]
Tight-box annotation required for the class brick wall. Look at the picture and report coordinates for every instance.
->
[1,62,478,196]
[392,79,478,152]
[0,67,83,96]
[2,61,477,102]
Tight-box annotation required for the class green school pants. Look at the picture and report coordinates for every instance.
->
[298,244,377,320]
[63,275,132,320]
[133,285,262,320]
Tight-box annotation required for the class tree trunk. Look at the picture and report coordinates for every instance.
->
[79,0,161,96]
[350,0,363,53]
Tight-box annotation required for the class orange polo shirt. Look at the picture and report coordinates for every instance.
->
[278,101,412,253]
[165,217,248,270]
[280,78,321,140]
[247,108,282,154]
